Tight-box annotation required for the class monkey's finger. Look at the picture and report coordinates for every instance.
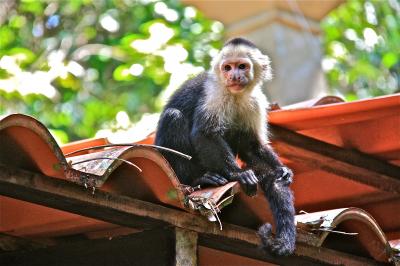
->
[193,177,219,187]
[243,171,258,186]
[237,176,250,195]
[248,172,259,184]
[246,183,258,196]
[204,172,229,184]
[208,174,229,185]
[243,174,257,196]
[194,174,229,187]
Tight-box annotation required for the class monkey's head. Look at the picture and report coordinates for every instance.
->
[211,37,272,94]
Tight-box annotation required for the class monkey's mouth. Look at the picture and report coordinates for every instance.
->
[227,83,246,93]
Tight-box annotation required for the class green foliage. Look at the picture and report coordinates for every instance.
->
[321,0,400,100]
[0,0,223,142]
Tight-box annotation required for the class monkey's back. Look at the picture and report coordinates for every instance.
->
[163,72,208,125]
[155,72,209,184]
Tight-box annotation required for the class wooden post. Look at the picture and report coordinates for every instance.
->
[175,228,198,266]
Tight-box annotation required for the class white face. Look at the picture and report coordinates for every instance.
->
[219,56,253,94]
[212,44,272,94]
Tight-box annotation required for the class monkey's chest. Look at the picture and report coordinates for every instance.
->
[224,129,246,155]
[227,103,263,131]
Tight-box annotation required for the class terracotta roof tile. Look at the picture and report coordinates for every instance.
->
[1,94,399,263]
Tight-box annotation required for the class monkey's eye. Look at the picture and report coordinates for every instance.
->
[238,64,246,70]
[224,65,232,71]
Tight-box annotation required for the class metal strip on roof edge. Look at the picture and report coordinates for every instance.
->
[296,207,399,263]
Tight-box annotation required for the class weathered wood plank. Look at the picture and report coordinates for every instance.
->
[270,126,400,194]
[175,228,198,266]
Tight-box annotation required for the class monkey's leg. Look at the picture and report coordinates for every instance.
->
[155,108,200,185]
[238,135,296,256]
[191,133,258,196]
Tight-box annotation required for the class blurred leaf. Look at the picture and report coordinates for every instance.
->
[345,92,358,101]
[322,0,399,100]
[20,1,44,16]
[382,52,398,68]
[49,128,69,144]
[9,15,27,29]
[8,47,36,66]
[113,64,134,81]
[0,27,15,48]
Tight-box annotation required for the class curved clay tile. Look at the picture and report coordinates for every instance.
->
[0,114,103,187]
[0,114,187,208]
[296,207,397,263]
[66,145,187,208]
[0,114,67,179]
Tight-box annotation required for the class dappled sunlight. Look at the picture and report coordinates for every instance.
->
[96,112,160,143]
[321,0,399,100]
[0,1,223,143]
[0,55,59,99]
[130,23,175,53]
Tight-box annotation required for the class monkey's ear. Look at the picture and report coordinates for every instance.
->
[257,53,273,81]
[210,53,223,74]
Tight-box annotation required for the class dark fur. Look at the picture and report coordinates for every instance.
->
[155,39,296,256]
[224,37,257,48]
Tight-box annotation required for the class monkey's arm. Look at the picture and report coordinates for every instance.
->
[191,131,258,196]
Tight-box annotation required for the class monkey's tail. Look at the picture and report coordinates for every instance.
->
[258,178,296,256]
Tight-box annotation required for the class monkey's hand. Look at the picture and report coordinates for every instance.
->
[275,166,293,186]
[192,172,229,187]
[231,169,258,196]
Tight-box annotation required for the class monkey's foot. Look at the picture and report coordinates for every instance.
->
[192,172,228,187]
[257,223,295,256]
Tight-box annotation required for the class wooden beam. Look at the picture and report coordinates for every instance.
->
[0,165,385,265]
[0,164,254,242]
[175,228,198,266]
[0,229,175,266]
[270,126,400,194]
[0,234,46,252]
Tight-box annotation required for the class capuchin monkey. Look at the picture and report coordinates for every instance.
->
[155,37,296,256]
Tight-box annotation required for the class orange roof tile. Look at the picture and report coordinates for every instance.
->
[0,94,399,263]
